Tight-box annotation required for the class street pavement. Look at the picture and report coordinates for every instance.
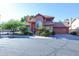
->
[0,34,79,56]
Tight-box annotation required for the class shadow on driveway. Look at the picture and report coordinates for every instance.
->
[0,34,33,39]
[0,34,79,40]
[53,34,79,40]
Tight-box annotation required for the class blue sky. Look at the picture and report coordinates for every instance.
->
[0,3,79,23]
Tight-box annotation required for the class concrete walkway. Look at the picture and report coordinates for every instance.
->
[0,34,79,56]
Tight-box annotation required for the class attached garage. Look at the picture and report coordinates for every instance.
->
[53,27,69,34]
[53,22,69,34]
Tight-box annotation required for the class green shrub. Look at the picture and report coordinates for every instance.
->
[28,32,33,35]
[23,31,33,35]
[39,32,45,36]
[70,31,77,35]
[24,32,28,35]
[38,28,52,36]
[20,26,33,35]
[51,31,55,35]
[35,28,55,36]
[39,28,45,34]
[39,32,50,37]
[20,26,27,33]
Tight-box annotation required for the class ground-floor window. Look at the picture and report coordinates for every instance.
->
[44,26,53,32]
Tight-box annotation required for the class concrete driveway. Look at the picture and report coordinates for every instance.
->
[0,34,79,56]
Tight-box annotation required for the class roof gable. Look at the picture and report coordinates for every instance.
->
[34,13,54,19]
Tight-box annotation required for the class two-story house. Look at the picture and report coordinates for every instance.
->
[26,14,69,34]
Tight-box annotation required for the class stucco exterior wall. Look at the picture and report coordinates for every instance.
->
[35,15,44,23]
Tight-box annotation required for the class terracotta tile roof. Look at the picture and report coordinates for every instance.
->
[42,15,54,19]
[35,13,54,19]
[26,13,54,23]
[44,22,53,25]
[53,22,69,27]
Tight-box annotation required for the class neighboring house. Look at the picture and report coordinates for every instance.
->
[65,17,79,34]
[69,17,79,30]
[26,13,69,34]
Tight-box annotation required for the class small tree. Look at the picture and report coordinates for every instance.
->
[1,19,23,34]
[20,15,34,22]
[20,16,26,22]
[20,25,27,34]
[0,24,1,30]
[20,25,33,35]
[30,16,34,20]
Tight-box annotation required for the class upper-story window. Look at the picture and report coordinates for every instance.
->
[46,18,53,22]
